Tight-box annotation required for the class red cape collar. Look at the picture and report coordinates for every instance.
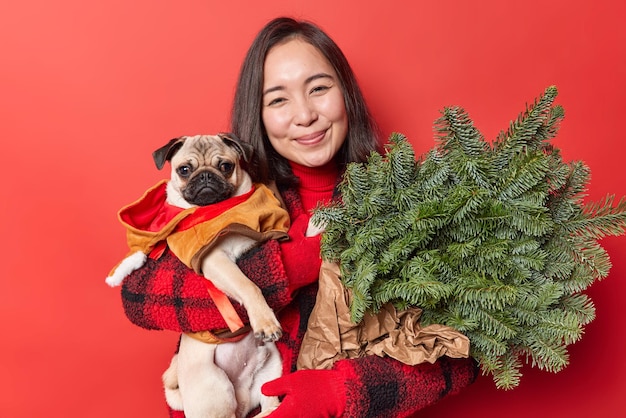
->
[119,179,256,233]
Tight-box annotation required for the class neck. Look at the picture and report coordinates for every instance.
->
[289,160,339,213]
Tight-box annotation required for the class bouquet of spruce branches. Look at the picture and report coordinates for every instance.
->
[312,86,626,389]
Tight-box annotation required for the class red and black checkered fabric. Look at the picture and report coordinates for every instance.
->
[337,354,478,417]
[120,186,478,417]
[121,239,291,333]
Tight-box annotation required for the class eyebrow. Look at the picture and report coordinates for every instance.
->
[263,72,334,96]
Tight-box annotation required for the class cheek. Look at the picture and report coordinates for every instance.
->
[170,169,182,185]
[321,91,348,126]
[326,96,348,140]
[267,135,288,159]
[262,108,288,140]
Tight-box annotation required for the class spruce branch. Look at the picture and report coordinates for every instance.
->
[313,86,626,389]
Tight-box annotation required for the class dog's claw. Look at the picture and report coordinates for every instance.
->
[249,309,282,343]
[254,329,282,342]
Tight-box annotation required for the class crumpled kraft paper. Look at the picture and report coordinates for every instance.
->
[297,261,470,370]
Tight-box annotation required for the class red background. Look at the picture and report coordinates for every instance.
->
[1,1,625,417]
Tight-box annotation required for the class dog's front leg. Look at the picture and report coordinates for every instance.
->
[201,248,282,342]
[178,333,237,418]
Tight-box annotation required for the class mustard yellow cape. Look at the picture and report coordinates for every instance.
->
[112,180,290,274]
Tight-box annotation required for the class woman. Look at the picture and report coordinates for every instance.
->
[121,17,478,417]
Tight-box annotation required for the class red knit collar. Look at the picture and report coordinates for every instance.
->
[289,160,339,213]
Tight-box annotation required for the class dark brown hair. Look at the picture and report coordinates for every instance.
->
[230,16,381,186]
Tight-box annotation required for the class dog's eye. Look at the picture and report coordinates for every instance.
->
[177,165,191,178]
[219,162,234,175]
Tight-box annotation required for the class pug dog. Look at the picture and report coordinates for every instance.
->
[110,134,285,418]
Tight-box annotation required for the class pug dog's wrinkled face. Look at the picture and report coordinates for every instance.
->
[153,134,254,208]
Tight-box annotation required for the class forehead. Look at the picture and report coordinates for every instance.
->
[172,136,236,162]
[263,39,337,87]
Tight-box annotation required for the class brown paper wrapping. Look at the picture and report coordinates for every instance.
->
[297,261,470,370]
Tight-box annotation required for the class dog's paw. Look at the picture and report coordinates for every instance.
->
[254,327,283,343]
[250,315,283,342]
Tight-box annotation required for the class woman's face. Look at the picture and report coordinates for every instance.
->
[262,38,348,168]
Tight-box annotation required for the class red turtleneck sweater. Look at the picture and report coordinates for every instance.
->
[275,160,339,297]
[289,160,339,213]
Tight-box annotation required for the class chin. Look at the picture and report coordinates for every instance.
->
[298,151,338,168]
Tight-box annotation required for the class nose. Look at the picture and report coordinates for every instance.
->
[293,98,318,126]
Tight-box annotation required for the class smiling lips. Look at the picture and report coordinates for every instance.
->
[295,129,327,146]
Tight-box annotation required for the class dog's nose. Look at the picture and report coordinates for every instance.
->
[198,171,213,183]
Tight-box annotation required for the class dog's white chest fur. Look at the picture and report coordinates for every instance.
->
[215,333,283,408]
[164,332,282,418]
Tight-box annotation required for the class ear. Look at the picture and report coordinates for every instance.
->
[218,133,254,163]
[152,137,186,170]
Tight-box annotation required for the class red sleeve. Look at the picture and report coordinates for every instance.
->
[279,213,322,296]
[121,240,293,333]
[333,355,478,417]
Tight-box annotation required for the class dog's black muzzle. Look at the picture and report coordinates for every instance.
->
[183,170,235,206]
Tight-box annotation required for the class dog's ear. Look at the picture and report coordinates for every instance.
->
[153,137,186,170]
[218,133,254,163]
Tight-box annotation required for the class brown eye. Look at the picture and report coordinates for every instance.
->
[267,97,286,106]
[219,162,234,174]
[177,165,191,178]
